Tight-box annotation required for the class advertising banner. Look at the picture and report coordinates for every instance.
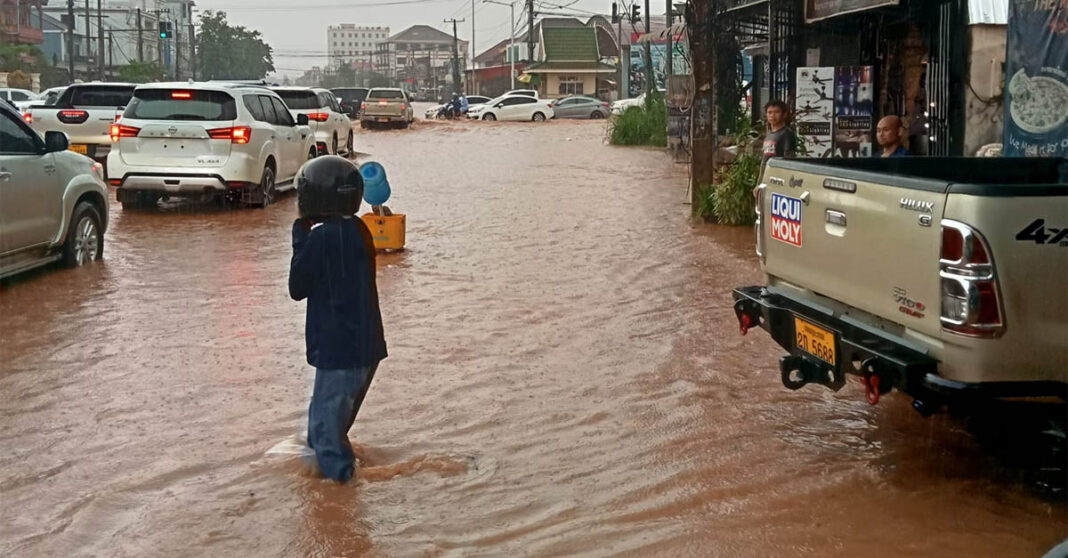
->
[805,0,899,23]
[1004,0,1068,157]
[628,41,690,97]
[795,67,835,158]
[833,66,874,158]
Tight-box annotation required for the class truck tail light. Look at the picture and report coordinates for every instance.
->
[754,183,766,260]
[361,102,367,111]
[58,109,89,124]
[207,126,252,144]
[400,103,407,110]
[307,112,329,122]
[939,220,1003,337]
[110,124,140,142]
[23,111,32,124]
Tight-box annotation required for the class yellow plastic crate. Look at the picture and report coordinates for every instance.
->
[361,213,406,251]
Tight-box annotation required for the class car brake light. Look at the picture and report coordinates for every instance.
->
[22,112,32,124]
[110,124,140,142]
[108,178,122,186]
[58,109,89,124]
[171,91,192,99]
[208,126,252,144]
[361,102,366,110]
[939,220,1003,337]
[307,112,329,122]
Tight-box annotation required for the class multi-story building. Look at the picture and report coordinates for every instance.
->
[373,25,468,94]
[0,0,46,46]
[328,24,389,70]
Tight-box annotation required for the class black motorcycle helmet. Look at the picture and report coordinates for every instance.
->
[296,155,363,219]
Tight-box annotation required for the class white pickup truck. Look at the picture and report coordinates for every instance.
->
[733,157,1067,415]
[24,83,136,165]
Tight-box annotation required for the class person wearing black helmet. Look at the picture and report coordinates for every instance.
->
[289,155,387,483]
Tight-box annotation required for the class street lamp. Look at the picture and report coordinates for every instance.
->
[482,0,516,89]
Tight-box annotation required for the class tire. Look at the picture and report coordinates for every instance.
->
[308,147,317,161]
[120,190,158,211]
[331,134,338,155]
[255,165,275,208]
[482,113,496,121]
[532,112,546,122]
[62,202,103,268]
[360,121,369,129]
[400,120,409,129]
[346,130,354,154]
[591,111,605,119]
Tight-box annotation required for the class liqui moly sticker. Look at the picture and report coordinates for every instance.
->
[770,193,803,247]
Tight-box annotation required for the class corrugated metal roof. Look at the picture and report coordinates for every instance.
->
[968,0,1008,25]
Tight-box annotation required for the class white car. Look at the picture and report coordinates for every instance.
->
[610,90,666,115]
[470,94,554,122]
[24,83,136,164]
[502,89,539,99]
[271,87,353,156]
[0,87,38,111]
[0,101,109,279]
[107,82,317,209]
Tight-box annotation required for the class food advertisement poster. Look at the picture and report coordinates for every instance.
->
[795,67,835,158]
[833,66,874,158]
[1004,0,1068,157]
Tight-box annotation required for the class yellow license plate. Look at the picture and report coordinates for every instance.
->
[69,144,88,155]
[378,118,390,123]
[794,317,836,366]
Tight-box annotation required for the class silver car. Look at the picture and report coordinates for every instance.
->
[0,102,109,279]
[551,96,611,119]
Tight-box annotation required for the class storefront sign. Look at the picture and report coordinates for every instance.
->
[833,66,874,158]
[805,0,899,23]
[1004,0,1068,157]
[795,67,835,158]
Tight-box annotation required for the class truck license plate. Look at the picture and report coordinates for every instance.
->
[69,144,88,155]
[794,317,836,366]
[378,118,389,123]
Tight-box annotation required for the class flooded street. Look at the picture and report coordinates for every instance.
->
[1,116,1064,557]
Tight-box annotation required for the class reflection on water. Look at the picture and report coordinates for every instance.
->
[0,119,1064,557]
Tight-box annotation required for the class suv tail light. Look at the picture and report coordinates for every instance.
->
[307,112,329,122]
[22,111,32,124]
[58,109,89,124]
[207,126,252,144]
[110,124,140,142]
[939,220,1003,337]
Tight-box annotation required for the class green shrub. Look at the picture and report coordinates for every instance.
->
[608,91,666,147]
[711,152,760,226]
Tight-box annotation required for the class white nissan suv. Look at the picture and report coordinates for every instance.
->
[270,87,353,156]
[107,82,317,210]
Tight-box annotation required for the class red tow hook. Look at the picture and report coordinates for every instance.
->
[862,372,880,405]
[739,313,753,336]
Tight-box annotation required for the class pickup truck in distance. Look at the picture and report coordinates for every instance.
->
[733,157,1067,416]
[360,88,413,129]
[24,83,136,165]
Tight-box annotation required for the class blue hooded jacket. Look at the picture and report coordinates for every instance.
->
[289,217,387,369]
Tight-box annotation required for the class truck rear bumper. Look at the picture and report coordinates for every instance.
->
[732,286,1067,412]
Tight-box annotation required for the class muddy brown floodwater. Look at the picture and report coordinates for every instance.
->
[1,116,1065,558]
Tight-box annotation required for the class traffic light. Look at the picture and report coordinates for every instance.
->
[158,21,172,39]
[611,2,619,23]
[631,4,641,23]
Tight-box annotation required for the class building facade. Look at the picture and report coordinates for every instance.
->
[374,25,468,94]
[328,24,389,70]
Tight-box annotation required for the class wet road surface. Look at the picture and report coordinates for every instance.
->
[1,116,1065,557]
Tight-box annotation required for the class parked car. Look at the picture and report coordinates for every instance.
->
[360,88,414,128]
[733,156,1068,415]
[107,82,317,209]
[272,86,353,156]
[468,95,554,122]
[0,101,109,279]
[552,96,611,119]
[0,88,39,111]
[330,87,369,119]
[24,82,136,164]
[37,87,67,107]
[424,95,492,119]
[610,89,666,115]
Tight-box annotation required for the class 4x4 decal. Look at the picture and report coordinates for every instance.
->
[1016,219,1068,246]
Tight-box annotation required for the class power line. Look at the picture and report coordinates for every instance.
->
[208,0,455,10]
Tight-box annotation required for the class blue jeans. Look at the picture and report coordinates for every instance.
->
[307,362,379,482]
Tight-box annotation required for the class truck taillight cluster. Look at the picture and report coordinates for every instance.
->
[207,126,252,144]
[753,183,766,260]
[939,220,1004,337]
[110,124,140,142]
[57,110,89,124]
[307,112,330,122]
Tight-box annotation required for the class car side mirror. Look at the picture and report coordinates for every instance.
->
[297,114,309,126]
[495,103,503,108]
[44,130,69,153]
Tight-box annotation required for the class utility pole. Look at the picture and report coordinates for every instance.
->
[470,0,475,85]
[444,18,465,93]
[157,15,163,69]
[644,0,652,96]
[108,31,113,75]
[136,8,143,62]
[97,0,104,80]
[666,0,673,83]
[84,0,90,73]
[174,25,180,79]
[484,0,516,88]
[686,0,716,208]
[527,0,534,63]
[190,23,196,80]
[66,0,75,80]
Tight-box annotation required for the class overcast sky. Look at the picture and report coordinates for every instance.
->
[191,0,665,76]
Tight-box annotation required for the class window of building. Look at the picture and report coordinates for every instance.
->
[558,75,584,96]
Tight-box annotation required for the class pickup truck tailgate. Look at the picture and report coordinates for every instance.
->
[761,160,948,338]
[363,99,404,117]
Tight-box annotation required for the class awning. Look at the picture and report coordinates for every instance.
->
[523,61,617,74]
[635,22,686,44]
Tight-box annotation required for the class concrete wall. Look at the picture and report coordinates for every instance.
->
[963,24,1006,156]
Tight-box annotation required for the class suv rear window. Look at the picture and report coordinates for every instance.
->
[368,90,404,100]
[275,91,320,110]
[126,89,237,121]
[68,86,135,107]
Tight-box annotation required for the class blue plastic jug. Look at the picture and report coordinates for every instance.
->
[360,162,391,205]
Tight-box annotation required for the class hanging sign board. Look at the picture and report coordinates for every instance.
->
[795,67,835,158]
[833,66,875,158]
[1003,0,1068,157]
[805,0,899,23]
